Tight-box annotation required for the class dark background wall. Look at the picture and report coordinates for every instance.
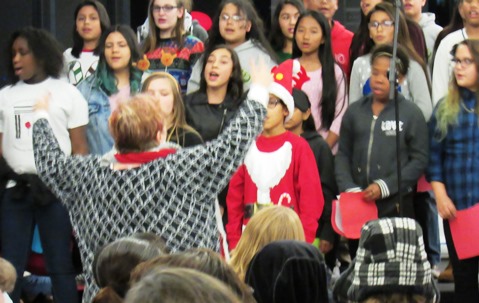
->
[0,0,454,88]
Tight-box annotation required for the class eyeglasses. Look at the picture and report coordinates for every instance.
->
[220,14,246,23]
[267,99,281,109]
[152,5,178,13]
[368,20,394,30]
[452,57,475,68]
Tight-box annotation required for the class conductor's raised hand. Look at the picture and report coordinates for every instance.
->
[249,57,273,89]
[34,92,52,112]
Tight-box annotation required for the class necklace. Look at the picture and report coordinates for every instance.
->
[461,102,476,114]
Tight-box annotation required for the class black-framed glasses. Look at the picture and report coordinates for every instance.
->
[368,20,394,30]
[267,99,281,109]
[152,5,178,13]
[452,58,475,68]
[220,14,245,22]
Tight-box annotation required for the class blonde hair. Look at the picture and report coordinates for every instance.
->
[229,206,305,280]
[141,72,200,146]
[435,39,479,140]
[0,258,16,293]
[109,94,165,153]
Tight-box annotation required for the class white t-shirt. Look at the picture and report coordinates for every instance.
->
[63,48,99,86]
[0,78,88,177]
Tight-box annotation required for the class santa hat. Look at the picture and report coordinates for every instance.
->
[269,59,310,122]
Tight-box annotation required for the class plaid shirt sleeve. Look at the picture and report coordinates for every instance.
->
[427,96,479,210]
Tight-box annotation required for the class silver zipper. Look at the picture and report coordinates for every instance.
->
[366,116,378,183]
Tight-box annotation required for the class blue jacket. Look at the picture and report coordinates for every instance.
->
[77,75,114,155]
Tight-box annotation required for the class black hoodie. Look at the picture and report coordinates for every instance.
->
[245,240,329,303]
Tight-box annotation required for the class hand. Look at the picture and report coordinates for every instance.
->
[34,92,51,112]
[436,193,457,219]
[319,240,334,254]
[363,183,381,201]
[249,57,273,88]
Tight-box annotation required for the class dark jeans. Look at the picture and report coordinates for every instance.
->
[414,192,441,266]
[443,220,479,303]
[1,188,78,303]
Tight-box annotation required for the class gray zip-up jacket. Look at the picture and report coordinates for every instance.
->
[335,94,428,216]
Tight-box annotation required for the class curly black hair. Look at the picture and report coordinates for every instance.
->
[6,27,63,84]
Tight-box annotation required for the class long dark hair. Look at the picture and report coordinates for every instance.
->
[199,44,244,101]
[292,10,345,131]
[71,0,111,58]
[364,3,430,92]
[6,27,63,84]
[349,0,428,77]
[432,4,463,72]
[95,25,143,96]
[269,0,305,53]
[205,0,277,61]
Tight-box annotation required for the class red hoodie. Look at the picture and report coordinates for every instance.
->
[331,20,353,80]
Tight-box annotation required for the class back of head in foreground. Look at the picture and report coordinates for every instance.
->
[92,233,168,303]
[229,205,305,280]
[245,240,329,303]
[333,217,439,303]
[125,267,241,303]
[131,248,255,303]
[0,258,16,294]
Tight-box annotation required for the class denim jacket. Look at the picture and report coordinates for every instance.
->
[77,75,114,155]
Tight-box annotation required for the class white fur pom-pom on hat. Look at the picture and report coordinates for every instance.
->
[269,59,310,122]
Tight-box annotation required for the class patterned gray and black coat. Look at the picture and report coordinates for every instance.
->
[32,91,267,303]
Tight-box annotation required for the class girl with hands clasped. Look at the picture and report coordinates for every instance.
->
[335,44,428,259]
[427,39,479,301]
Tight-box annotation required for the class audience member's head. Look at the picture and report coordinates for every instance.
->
[245,240,329,303]
[0,258,16,294]
[92,233,168,303]
[333,217,439,303]
[229,205,305,280]
[125,268,241,303]
[131,248,255,303]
